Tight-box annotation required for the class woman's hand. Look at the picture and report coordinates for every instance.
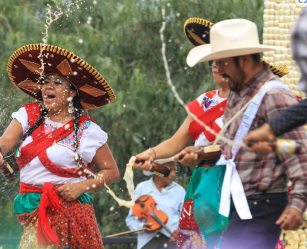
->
[133,149,156,171]
[0,149,4,165]
[174,146,202,167]
[56,182,84,202]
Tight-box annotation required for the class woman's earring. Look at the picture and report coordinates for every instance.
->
[68,100,74,114]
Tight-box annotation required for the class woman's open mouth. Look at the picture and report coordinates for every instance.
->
[44,94,56,103]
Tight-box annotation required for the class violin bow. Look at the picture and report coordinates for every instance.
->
[106,228,147,238]
[149,211,172,235]
[106,212,173,237]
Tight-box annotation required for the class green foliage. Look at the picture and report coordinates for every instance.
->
[0,0,263,244]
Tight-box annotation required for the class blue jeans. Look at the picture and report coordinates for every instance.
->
[222,192,288,249]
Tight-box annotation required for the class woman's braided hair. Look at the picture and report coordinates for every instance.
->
[72,94,82,152]
[20,108,48,141]
[21,83,82,154]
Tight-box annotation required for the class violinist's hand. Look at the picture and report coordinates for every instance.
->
[243,123,276,155]
[169,230,178,243]
[174,146,202,167]
[133,149,156,171]
[56,182,84,202]
[143,222,155,233]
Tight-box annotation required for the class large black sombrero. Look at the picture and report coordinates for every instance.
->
[184,18,289,78]
[7,44,116,109]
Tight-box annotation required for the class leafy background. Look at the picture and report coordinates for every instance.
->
[0,0,263,248]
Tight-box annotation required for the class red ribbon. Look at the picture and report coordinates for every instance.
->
[20,182,62,247]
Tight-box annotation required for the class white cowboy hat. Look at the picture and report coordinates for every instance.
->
[143,157,175,176]
[186,19,284,67]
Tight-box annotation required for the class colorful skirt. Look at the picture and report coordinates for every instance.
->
[177,167,208,249]
[15,192,104,249]
[177,166,227,249]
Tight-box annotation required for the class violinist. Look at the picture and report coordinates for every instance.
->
[125,158,185,249]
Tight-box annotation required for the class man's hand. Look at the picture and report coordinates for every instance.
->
[174,146,201,167]
[276,208,303,230]
[243,123,276,155]
[169,230,178,243]
[143,222,155,233]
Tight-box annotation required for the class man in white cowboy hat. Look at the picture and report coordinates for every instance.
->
[125,158,185,249]
[187,19,307,248]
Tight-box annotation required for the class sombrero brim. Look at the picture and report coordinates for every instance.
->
[187,43,284,67]
[184,18,214,46]
[261,59,289,78]
[7,44,116,109]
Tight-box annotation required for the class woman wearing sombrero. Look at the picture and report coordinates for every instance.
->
[132,18,289,249]
[0,44,119,248]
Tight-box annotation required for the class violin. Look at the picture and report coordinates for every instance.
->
[106,194,172,237]
[132,195,171,233]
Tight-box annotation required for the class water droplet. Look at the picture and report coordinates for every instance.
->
[176,13,180,17]
[110,206,114,211]
[123,104,126,108]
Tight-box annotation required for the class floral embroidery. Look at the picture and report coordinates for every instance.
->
[201,90,219,111]
[44,120,91,150]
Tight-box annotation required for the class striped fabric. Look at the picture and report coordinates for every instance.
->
[222,64,307,213]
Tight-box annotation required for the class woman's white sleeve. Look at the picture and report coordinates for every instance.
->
[11,107,28,135]
[78,122,108,163]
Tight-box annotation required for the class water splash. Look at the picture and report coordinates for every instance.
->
[38,0,84,82]
[159,6,242,147]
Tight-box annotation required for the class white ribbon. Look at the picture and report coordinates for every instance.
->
[218,80,291,219]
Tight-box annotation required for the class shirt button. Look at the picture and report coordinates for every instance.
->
[266,199,270,203]
[253,202,257,205]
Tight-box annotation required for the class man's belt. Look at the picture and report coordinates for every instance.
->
[245,186,288,197]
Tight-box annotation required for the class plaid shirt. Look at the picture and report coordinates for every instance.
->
[222,65,307,213]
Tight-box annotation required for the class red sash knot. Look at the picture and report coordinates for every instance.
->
[20,182,62,247]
